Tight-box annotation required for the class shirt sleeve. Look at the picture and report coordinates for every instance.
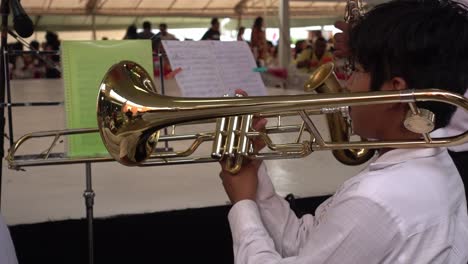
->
[254,162,316,257]
[228,189,401,264]
[0,215,18,264]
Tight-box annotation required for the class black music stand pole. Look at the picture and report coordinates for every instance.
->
[0,0,11,210]
[83,162,95,264]
[157,46,170,151]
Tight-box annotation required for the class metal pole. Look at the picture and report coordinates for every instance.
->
[158,47,170,150]
[237,14,242,30]
[278,0,290,69]
[158,47,165,95]
[91,14,96,40]
[83,162,95,264]
[5,48,13,148]
[0,0,10,210]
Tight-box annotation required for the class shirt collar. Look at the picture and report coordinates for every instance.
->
[368,147,444,171]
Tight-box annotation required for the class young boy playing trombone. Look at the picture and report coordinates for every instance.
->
[219,0,468,263]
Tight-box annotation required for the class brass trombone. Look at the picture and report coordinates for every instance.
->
[6,108,325,170]
[96,61,468,173]
[7,61,468,172]
[7,61,368,171]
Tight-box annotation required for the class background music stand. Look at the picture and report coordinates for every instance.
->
[1,23,163,264]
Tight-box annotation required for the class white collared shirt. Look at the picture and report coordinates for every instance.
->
[0,215,17,264]
[228,148,468,263]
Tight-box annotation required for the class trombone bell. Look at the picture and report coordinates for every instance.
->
[97,61,161,165]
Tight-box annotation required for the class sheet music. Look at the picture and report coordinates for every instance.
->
[163,40,266,97]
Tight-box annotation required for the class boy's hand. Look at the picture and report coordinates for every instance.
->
[219,89,267,204]
[164,67,182,79]
[333,21,351,58]
[220,159,263,204]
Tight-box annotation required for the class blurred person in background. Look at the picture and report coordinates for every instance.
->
[29,40,40,51]
[9,42,26,79]
[43,31,61,78]
[156,23,177,41]
[265,41,278,67]
[138,21,155,39]
[250,16,267,66]
[138,21,157,49]
[237,26,246,41]
[201,17,221,40]
[123,24,138,40]
[29,40,45,78]
[295,37,332,73]
[308,37,333,71]
[154,23,178,52]
[293,40,308,60]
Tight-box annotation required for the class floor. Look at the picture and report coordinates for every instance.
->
[2,78,368,225]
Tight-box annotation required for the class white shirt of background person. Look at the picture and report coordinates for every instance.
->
[0,215,18,264]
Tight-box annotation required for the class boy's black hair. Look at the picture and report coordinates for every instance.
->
[350,0,468,128]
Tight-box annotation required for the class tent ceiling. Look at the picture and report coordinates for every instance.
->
[21,0,385,31]
[23,0,350,17]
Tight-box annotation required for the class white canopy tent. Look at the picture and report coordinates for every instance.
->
[20,0,385,31]
[17,0,384,66]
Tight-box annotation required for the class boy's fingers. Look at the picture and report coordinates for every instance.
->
[253,118,267,131]
[235,89,248,96]
[334,32,346,43]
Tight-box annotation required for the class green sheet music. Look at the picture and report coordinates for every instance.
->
[62,40,153,157]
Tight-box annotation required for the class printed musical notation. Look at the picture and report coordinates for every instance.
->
[162,40,266,97]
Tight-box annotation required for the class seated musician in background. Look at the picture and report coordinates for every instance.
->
[219,0,468,263]
[295,37,333,73]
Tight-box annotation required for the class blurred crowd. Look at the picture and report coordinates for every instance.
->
[8,31,61,79]
[8,17,342,82]
[292,31,347,81]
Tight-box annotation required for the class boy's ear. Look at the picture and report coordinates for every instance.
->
[381,77,408,91]
[381,77,408,111]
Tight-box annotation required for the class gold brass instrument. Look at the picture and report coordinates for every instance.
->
[6,116,309,170]
[343,0,364,76]
[304,63,375,165]
[345,0,364,24]
[7,61,468,172]
[7,3,468,173]
[94,60,468,173]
